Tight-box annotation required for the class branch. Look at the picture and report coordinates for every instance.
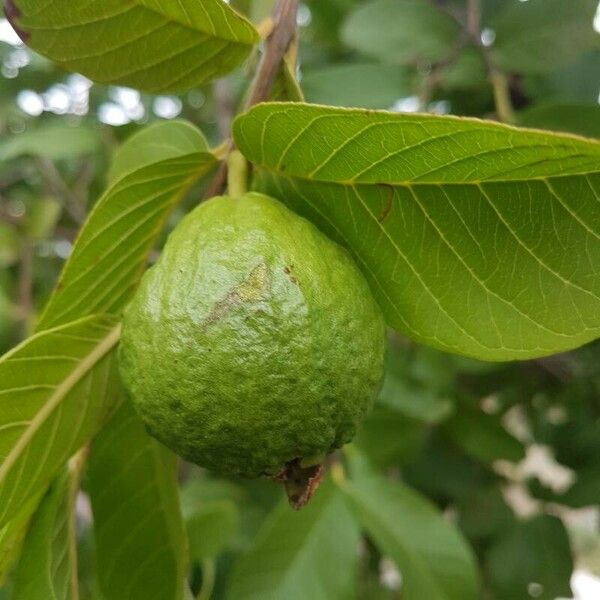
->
[245,0,299,109]
[203,0,298,199]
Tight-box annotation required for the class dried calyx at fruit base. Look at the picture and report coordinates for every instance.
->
[119,156,385,508]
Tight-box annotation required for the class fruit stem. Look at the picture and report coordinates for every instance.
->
[227,150,248,198]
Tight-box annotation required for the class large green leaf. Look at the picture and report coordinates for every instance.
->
[234,103,600,360]
[37,121,216,330]
[226,481,360,600]
[490,0,599,74]
[341,461,479,600]
[0,314,120,529]
[341,0,460,65]
[10,0,259,93]
[12,456,85,600]
[87,400,187,600]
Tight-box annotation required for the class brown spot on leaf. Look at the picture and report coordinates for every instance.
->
[376,183,394,223]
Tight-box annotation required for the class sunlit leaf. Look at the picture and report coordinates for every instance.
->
[37,121,216,330]
[0,314,120,529]
[10,0,259,93]
[234,102,600,360]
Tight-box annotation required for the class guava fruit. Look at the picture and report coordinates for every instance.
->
[119,192,385,490]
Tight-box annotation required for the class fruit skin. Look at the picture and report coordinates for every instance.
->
[119,192,385,478]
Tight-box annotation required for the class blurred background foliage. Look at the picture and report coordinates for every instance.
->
[0,1,599,599]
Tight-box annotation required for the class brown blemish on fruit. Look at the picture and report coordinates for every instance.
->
[201,263,267,329]
[283,265,298,286]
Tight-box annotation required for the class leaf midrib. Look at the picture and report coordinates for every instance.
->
[0,324,121,487]
[254,163,600,187]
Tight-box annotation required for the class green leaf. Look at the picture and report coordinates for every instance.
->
[11,0,259,93]
[355,407,427,466]
[443,404,525,463]
[0,224,19,268]
[0,123,102,162]
[486,515,573,600]
[490,0,600,74]
[234,102,600,361]
[519,104,600,140]
[87,399,187,600]
[0,491,42,586]
[301,63,411,109]
[341,0,460,65]
[559,462,600,507]
[226,481,360,600]
[12,459,84,600]
[37,121,216,331]
[108,120,209,183]
[0,314,120,529]
[351,470,479,595]
[26,198,62,241]
[341,459,479,600]
[187,501,238,563]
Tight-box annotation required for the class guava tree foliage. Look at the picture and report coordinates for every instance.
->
[0,1,598,599]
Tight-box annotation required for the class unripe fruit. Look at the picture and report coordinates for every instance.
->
[119,193,385,496]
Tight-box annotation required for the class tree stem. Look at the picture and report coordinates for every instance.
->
[227,150,248,198]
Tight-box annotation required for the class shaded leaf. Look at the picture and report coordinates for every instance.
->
[444,404,525,463]
[234,102,600,360]
[490,0,600,74]
[486,515,573,600]
[10,0,259,93]
[0,491,42,585]
[301,63,411,109]
[37,121,216,330]
[355,406,427,466]
[0,314,120,529]
[12,456,85,600]
[226,481,360,600]
[519,103,600,140]
[341,458,479,600]
[559,462,600,507]
[187,501,238,563]
[87,399,187,600]
[342,0,460,65]
[0,123,102,162]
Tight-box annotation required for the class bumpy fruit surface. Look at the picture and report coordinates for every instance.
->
[119,193,385,478]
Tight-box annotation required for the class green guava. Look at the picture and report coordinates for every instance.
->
[119,192,385,483]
